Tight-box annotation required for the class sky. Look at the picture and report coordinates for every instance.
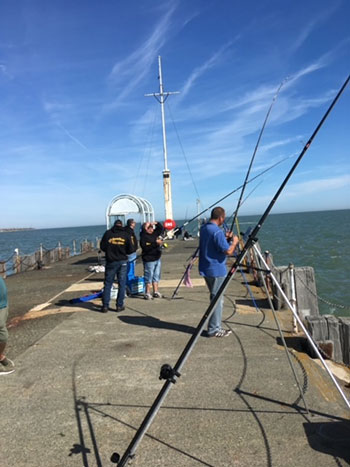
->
[0,0,349,228]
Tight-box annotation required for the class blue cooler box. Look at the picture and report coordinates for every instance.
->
[127,276,145,295]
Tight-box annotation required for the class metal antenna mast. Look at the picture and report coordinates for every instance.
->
[145,56,179,223]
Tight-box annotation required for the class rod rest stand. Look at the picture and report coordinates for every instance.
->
[159,364,181,384]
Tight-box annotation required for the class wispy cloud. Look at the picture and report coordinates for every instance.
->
[270,91,336,127]
[285,175,350,197]
[202,66,336,153]
[0,63,12,78]
[43,100,72,114]
[41,98,89,150]
[105,2,179,110]
[56,122,88,150]
[235,174,350,215]
[289,3,341,53]
[286,62,326,86]
[290,20,322,54]
[178,40,238,102]
[222,83,278,112]
[287,36,350,89]
[141,81,335,187]
[133,48,333,153]
[258,137,303,154]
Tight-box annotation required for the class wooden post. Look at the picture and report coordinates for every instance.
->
[263,250,273,295]
[289,263,298,333]
[37,243,43,269]
[14,248,20,274]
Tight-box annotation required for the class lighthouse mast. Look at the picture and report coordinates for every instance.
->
[145,56,179,225]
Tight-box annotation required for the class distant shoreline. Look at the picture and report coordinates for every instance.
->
[0,228,35,233]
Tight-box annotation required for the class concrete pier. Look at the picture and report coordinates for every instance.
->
[1,240,349,466]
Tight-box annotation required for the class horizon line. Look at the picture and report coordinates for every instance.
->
[1,207,349,231]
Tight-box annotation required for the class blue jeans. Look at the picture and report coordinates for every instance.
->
[204,276,225,336]
[127,252,137,282]
[103,260,127,308]
[143,259,161,284]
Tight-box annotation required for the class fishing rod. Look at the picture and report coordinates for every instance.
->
[230,79,286,233]
[111,75,349,466]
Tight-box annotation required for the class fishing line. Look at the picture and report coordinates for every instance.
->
[132,103,158,195]
[111,75,350,466]
[230,78,287,233]
[144,109,160,197]
[166,100,203,207]
[225,179,263,228]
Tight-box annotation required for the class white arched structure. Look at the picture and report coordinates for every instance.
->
[105,194,155,229]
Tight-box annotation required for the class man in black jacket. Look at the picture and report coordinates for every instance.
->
[100,220,133,312]
[140,221,164,299]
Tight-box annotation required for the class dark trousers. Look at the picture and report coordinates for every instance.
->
[103,260,127,308]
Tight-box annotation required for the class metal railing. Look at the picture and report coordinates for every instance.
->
[0,238,100,278]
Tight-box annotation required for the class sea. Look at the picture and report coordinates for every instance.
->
[0,209,349,318]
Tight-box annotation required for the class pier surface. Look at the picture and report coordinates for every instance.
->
[1,240,350,466]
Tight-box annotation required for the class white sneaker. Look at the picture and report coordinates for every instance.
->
[153,292,162,298]
[144,293,152,300]
[214,329,232,338]
[0,357,15,375]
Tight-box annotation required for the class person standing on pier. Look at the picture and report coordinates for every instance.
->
[0,277,15,375]
[199,207,239,338]
[140,222,164,300]
[125,219,138,282]
[100,220,133,313]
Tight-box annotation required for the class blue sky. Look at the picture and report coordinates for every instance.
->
[0,0,349,228]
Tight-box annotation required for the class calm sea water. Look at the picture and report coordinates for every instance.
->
[0,210,349,317]
[236,210,350,318]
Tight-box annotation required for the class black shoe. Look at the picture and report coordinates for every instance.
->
[116,305,125,312]
[101,306,109,313]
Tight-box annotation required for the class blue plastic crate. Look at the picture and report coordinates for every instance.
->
[127,276,145,295]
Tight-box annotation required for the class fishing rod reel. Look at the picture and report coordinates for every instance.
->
[110,451,135,465]
[157,235,168,249]
[110,452,121,464]
[159,364,181,384]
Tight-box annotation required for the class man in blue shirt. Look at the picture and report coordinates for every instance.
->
[199,207,239,337]
[0,277,15,375]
